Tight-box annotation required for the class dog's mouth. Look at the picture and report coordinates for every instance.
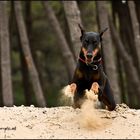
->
[86,58,93,64]
[82,47,100,64]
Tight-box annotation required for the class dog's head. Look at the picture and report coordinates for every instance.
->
[79,24,108,64]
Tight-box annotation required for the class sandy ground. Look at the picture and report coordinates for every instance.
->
[0,102,140,139]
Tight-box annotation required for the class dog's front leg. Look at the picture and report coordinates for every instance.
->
[90,82,99,94]
[97,73,107,101]
[85,82,99,101]
[69,83,77,94]
[62,83,77,98]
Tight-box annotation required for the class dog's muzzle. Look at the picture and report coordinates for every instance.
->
[86,53,93,64]
[86,53,93,59]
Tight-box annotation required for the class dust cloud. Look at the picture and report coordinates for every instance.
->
[59,85,74,106]
[78,99,110,130]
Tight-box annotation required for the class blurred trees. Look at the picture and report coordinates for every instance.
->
[0,1,13,106]
[0,1,139,108]
[111,0,140,108]
[43,1,76,80]
[96,1,121,103]
[63,1,83,59]
[128,1,140,72]
[14,1,46,107]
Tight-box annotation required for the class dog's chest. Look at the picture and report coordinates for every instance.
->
[82,68,100,82]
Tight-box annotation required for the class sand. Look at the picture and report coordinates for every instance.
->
[0,103,140,139]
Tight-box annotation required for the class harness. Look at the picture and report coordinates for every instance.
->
[78,57,102,70]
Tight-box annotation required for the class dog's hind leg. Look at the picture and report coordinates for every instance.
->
[99,79,116,111]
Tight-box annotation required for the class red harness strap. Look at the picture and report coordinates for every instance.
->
[78,57,102,64]
[78,57,86,63]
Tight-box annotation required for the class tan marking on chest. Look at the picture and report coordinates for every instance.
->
[92,73,100,80]
[76,69,83,78]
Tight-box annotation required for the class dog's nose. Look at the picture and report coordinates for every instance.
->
[86,53,93,59]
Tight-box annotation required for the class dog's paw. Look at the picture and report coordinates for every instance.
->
[62,83,77,98]
[85,89,98,101]
[70,83,77,94]
[91,82,99,94]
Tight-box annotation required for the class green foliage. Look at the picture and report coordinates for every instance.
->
[13,81,25,105]
[31,1,43,17]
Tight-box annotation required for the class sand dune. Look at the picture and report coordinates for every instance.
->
[0,103,140,139]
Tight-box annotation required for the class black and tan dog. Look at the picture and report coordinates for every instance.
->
[69,25,116,111]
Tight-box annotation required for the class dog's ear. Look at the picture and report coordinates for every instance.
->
[99,27,108,39]
[78,24,85,41]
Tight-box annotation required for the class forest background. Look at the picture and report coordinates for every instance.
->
[0,1,140,108]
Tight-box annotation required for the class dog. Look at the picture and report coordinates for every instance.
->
[68,24,116,111]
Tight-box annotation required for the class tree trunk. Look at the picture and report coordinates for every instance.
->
[20,43,33,105]
[111,1,129,105]
[0,1,13,106]
[128,1,140,73]
[96,1,121,104]
[43,1,76,81]
[25,1,32,43]
[9,1,33,106]
[113,1,140,106]
[23,1,34,105]
[109,17,140,105]
[14,1,46,107]
[135,1,140,33]
[114,1,138,74]
[63,1,82,59]
[24,2,46,99]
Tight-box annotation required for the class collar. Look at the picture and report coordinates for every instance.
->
[78,57,102,64]
[78,57,102,70]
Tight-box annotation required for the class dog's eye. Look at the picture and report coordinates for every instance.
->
[93,41,97,44]
[83,40,88,47]
[85,39,89,44]
[93,41,99,46]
